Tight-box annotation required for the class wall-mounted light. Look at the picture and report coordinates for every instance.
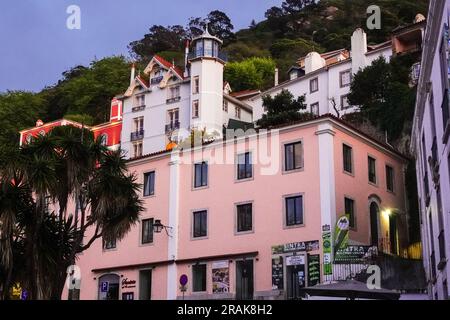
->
[153,219,173,236]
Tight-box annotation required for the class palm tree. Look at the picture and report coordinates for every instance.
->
[0,126,143,300]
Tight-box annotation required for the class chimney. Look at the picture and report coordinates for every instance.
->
[274,68,279,86]
[351,28,368,75]
[304,52,326,74]
[184,40,190,78]
[130,63,136,86]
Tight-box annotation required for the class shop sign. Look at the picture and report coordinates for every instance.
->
[212,261,229,294]
[271,256,284,290]
[334,215,350,254]
[285,255,305,266]
[271,240,320,254]
[307,254,321,286]
[322,226,332,276]
[121,278,136,289]
[334,245,377,264]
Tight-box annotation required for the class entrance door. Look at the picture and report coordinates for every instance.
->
[389,214,398,255]
[98,274,120,300]
[286,264,306,300]
[139,270,152,300]
[236,260,254,300]
[370,203,379,247]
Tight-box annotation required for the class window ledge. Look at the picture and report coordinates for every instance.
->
[282,167,304,175]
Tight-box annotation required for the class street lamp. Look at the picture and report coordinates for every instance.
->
[153,219,172,236]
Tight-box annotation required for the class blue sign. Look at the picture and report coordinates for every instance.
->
[101,281,109,293]
[179,274,188,286]
[21,290,28,300]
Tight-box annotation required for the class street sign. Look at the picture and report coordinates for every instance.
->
[101,281,109,293]
[179,274,188,286]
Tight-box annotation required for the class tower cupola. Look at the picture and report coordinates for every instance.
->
[189,26,227,63]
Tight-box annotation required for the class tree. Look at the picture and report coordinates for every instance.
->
[0,126,143,299]
[189,10,235,43]
[128,25,188,61]
[224,57,276,91]
[256,89,312,128]
[281,0,316,14]
[347,56,417,141]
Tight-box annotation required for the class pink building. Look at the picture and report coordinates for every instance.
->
[69,115,408,300]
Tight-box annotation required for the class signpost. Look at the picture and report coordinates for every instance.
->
[179,274,188,300]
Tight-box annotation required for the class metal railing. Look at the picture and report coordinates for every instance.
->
[188,50,228,62]
[130,130,144,141]
[166,96,181,104]
[150,76,163,85]
[132,105,146,112]
[165,121,180,133]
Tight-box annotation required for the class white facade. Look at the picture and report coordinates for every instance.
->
[120,30,253,159]
[247,29,392,122]
[411,0,450,300]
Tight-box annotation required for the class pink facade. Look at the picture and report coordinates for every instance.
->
[70,115,408,300]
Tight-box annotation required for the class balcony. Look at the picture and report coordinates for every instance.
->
[437,230,447,270]
[150,76,164,85]
[130,130,144,142]
[442,89,450,144]
[165,121,180,133]
[166,96,181,104]
[132,105,146,112]
[188,50,228,63]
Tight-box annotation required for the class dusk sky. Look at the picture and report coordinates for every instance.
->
[0,0,281,92]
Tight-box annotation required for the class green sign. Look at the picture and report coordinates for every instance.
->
[334,214,350,255]
[307,254,321,286]
[322,226,332,275]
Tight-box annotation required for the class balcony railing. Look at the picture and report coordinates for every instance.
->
[150,76,164,85]
[165,121,180,133]
[130,130,144,141]
[438,230,447,270]
[166,96,181,104]
[132,105,146,112]
[188,50,228,62]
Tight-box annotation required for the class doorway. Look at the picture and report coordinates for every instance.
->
[98,274,120,300]
[370,202,380,247]
[236,260,254,300]
[389,214,398,255]
[139,269,152,300]
[285,258,306,300]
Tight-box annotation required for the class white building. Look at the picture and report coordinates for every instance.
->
[411,0,450,300]
[247,23,425,122]
[119,29,253,158]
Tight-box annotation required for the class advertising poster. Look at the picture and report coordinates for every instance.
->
[271,256,284,290]
[212,261,229,294]
[307,254,321,286]
[322,224,333,275]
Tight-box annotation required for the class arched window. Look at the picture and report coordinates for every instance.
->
[98,274,120,300]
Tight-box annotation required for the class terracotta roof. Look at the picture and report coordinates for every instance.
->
[136,75,149,88]
[230,89,261,99]
[153,55,184,79]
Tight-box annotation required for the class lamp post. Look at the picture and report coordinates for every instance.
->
[153,219,172,237]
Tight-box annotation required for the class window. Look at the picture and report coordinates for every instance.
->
[193,76,199,94]
[193,210,207,238]
[143,171,155,196]
[135,94,145,107]
[345,197,355,229]
[310,102,319,116]
[341,95,350,110]
[368,156,377,184]
[133,117,144,132]
[235,106,241,119]
[141,219,154,244]
[223,100,228,112]
[192,100,199,118]
[310,77,319,93]
[284,141,303,171]
[236,203,253,233]
[340,70,352,87]
[167,86,180,103]
[133,142,143,158]
[194,162,208,188]
[386,165,395,192]
[168,109,179,124]
[192,264,207,292]
[237,152,252,180]
[103,238,116,250]
[343,144,353,174]
[285,195,303,227]
[100,134,108,146]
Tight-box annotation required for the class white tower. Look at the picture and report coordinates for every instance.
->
[188,27,227,137]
